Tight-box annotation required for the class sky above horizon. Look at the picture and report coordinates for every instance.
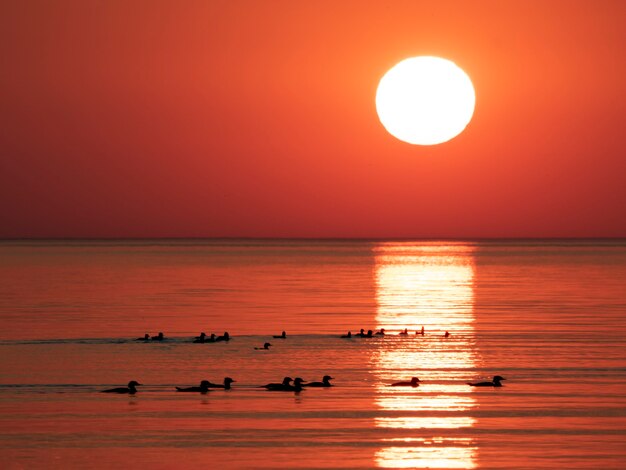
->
[1,0,625,238]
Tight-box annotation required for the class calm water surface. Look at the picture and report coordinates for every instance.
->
[0,240,625,469]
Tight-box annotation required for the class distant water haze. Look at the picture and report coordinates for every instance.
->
[0,240,625,468]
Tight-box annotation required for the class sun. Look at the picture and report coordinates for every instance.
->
[376,56,475,145]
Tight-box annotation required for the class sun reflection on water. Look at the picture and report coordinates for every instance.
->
[376,444,477,469]
[372,242,478,469]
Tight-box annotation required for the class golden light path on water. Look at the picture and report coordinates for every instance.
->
[372,243,478,469]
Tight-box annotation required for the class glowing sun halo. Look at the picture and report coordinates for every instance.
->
[376,56,476,145]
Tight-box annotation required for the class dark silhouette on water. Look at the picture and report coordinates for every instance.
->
[135,333,150,341]
[390,377,420,387]
[101,381,142,394]
[366,329,373,338]
[263,377,293,390]
[356,328,366,337]
[444,331,450,338]
[340,331,352,338]
[375,328,385,336]
[273,331,287,339]
[193,332,207,343]
[176,380,210,393]
[417,326,425,336]
[306,375,333,387]
[399,328,408,335]
[468,375,506,387]
[215,332,230,342]
[284,377,306,392]
[207,377,236,390]
[152,332,165,341]
[255,342,272,350]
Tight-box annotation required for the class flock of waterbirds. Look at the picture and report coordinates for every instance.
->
[102,328,506,394]
[135,327,450,345]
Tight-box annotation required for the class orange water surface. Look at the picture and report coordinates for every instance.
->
[0,240,625,469]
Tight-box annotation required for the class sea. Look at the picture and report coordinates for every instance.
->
[0,240,625,469]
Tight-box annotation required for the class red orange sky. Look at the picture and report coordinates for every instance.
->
[1,0,624,238]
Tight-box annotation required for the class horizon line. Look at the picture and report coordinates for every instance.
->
[1,236,625,242]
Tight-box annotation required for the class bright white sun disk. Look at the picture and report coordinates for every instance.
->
[376,56,475,145]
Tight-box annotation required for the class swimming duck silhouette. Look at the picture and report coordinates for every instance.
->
[193,332,207,343]
[101,381,142,394]
[390,377,420,387]
[263,377,293,391]
[273,331,287,339]
[284,377,306,392]
[152,332,165,341]
[468,375,506,387]
[375,328,385,336]
[255,342,272,350]
[207,377,236,390]
[399,328,408,335]
[135,333,150,341]
[305,375,333,387]
[176,380,210,393]
[215,332,230,342]
[340,331,352,338]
